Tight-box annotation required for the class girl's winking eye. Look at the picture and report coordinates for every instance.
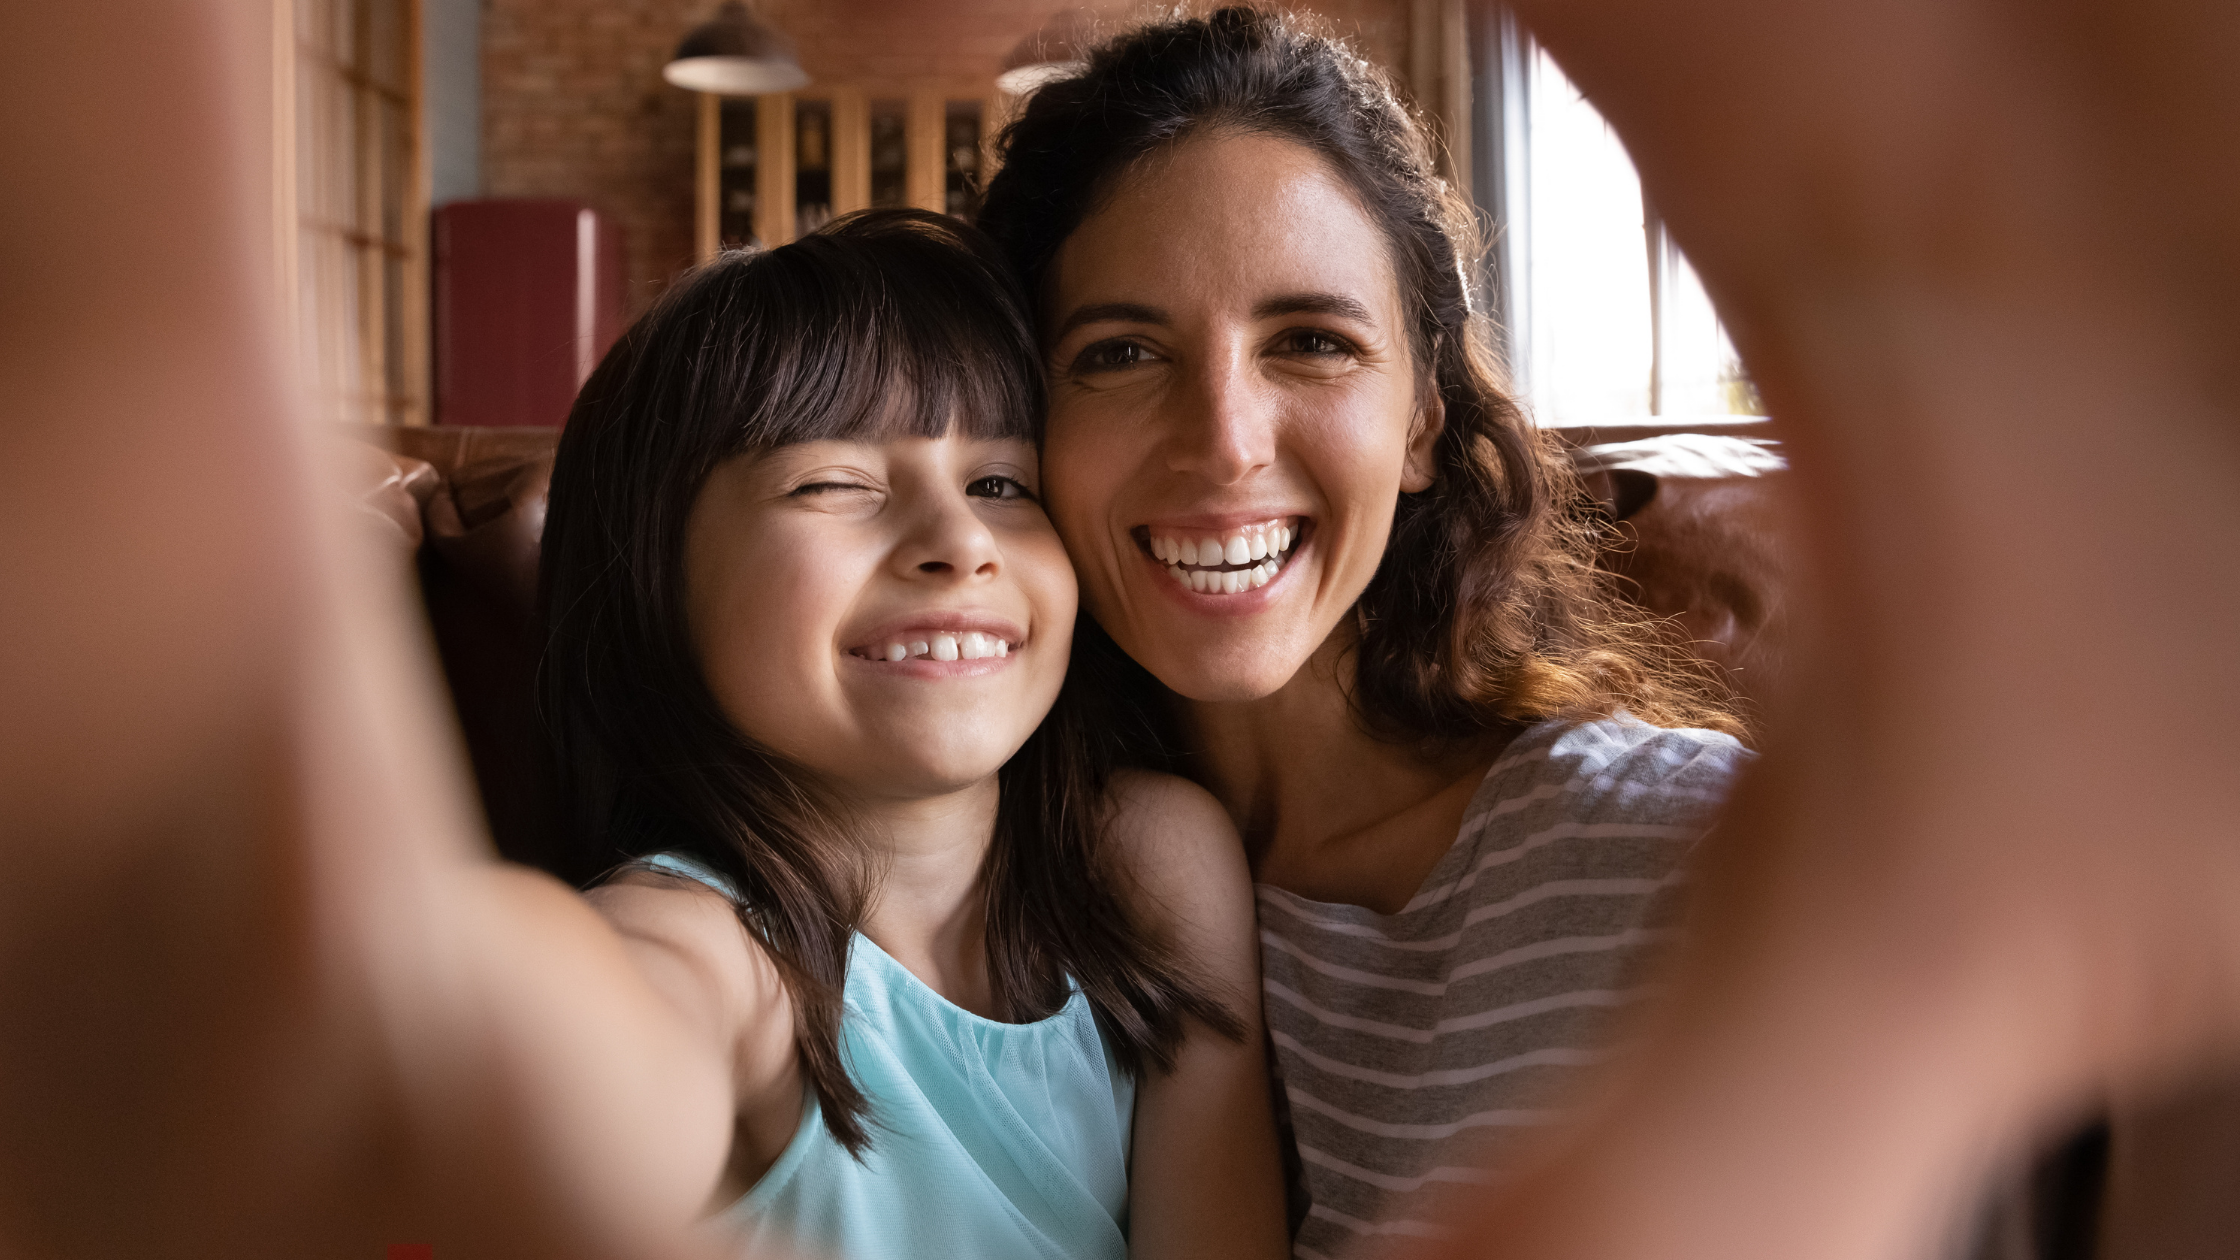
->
[788,477,874,497]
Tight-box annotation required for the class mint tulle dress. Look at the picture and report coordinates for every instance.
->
[641,852,1135,1260]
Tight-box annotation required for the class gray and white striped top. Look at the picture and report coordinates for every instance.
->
[1258,717,1750,1259]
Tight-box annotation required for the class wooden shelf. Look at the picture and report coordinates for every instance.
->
[696,84,1004,256]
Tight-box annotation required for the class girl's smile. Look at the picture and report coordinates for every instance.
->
[842,614,1024,675]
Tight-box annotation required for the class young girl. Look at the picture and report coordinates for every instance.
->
[535,209,1286,1260]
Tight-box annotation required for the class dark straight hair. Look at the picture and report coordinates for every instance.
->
[979,8,1741,746]
[537,209,1233,1154]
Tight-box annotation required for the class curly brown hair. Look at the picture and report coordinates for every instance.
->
[976,6,1742,745]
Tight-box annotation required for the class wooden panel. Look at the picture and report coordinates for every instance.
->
[755,93,795,246]
[830,88,870,216]
[696,92,720,261]
[907,91,945,213]
[398,0,429,424]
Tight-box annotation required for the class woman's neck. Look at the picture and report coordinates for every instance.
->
[1177,625,1509,912]
[843,776,1001,1017]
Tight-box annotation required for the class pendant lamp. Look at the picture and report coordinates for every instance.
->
[997,8,1096,95]
[663,1,809,95]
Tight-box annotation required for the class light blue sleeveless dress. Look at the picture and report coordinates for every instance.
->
[641,852,1135,1260]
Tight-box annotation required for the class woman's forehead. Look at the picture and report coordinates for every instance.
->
[1050,129,1404,327]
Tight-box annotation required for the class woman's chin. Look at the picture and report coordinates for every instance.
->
[1118,630,1315,706]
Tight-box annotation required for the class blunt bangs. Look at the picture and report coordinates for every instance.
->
[690,212,1041,457]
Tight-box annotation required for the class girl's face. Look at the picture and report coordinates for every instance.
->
[1040,130,1442,704]
[684,431,1076,803]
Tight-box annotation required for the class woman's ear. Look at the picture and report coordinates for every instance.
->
[1401,393,1446,492]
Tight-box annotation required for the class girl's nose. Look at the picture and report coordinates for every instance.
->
[895,493,1002,581]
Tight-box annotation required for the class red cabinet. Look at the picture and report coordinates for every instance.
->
[433,200,625,427]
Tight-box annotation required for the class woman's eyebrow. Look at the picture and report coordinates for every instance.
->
[1053,301,1167,340]
[1253,291,1374,322]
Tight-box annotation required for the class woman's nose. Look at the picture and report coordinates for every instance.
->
[1165,348,1277,485]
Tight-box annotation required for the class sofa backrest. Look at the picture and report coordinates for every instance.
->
[342,426,1794,877]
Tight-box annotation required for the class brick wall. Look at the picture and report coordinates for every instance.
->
[483,1,1416,320]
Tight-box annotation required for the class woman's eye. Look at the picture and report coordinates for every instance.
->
[1069,339,1154,374]
[1280,329,1352,356]
[966,475,1034,501]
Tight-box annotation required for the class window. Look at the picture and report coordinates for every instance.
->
[287,0,426,426]
[1472,12,1760,427]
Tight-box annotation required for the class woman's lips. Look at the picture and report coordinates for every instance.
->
[1133,516,1306,596]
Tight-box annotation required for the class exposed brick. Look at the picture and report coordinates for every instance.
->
[484,0,1412,320]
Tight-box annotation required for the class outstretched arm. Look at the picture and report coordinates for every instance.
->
[1416,1,2240,1257]
[0,5,741,1255]
[1105,771,1290,1260]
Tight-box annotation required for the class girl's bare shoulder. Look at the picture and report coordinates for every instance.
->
[587,867,797,1096]
[1101,770,1253,936]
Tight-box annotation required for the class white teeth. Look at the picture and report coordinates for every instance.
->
[1146,518,1302,594]
[995,638,1008,657]
[909,639,929,657]
[931,633,959,661]
[885,643,908,661]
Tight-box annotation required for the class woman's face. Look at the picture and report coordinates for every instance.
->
[1041,129,1441,703]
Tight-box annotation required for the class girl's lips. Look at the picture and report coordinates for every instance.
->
[841,651,1017,680]
[843,612,1025,663]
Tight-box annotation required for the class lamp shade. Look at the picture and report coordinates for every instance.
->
[996,8,1095,95]
[663,1,809,95]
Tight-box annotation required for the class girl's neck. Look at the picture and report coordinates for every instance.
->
[1177,625,1509,911]
[843,775,1002,1017]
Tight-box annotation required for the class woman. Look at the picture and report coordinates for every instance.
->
[977,9,1750,1251]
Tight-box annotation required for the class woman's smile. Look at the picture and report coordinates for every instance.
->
[1133,516,1308,600]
